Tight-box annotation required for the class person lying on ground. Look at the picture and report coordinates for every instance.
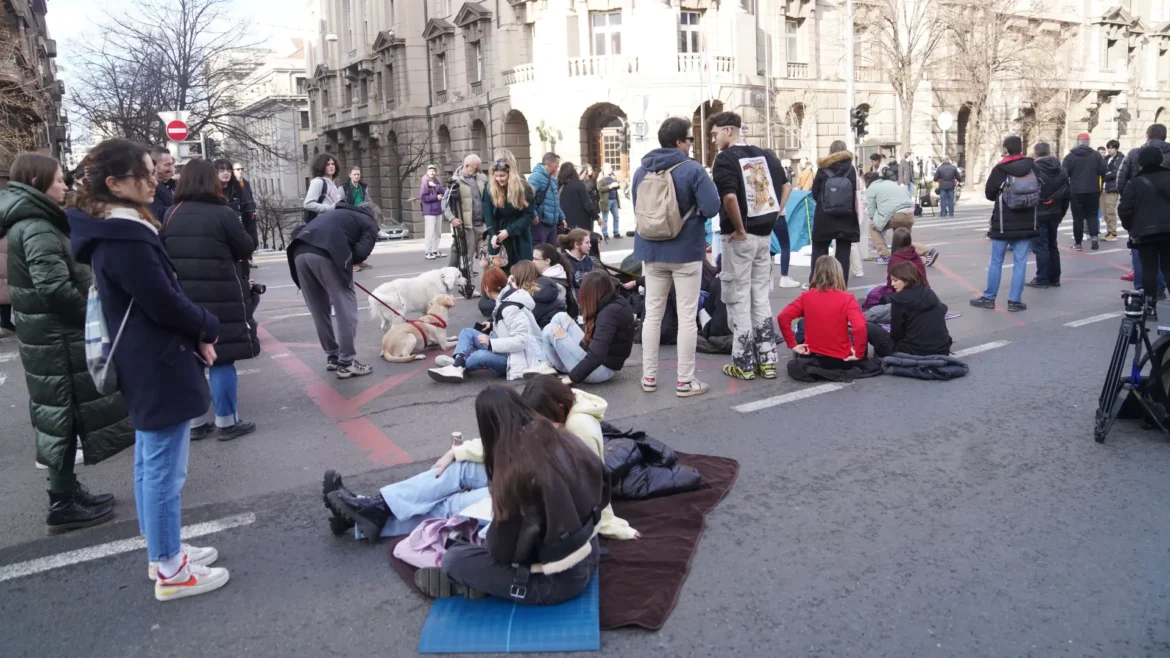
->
[778,255,869,367]
[532,243,578,326]
[863,227,930,323]
[866,261,953,359]
[428,261,543,382]
[524,271,635,384]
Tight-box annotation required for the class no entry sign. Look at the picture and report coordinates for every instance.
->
[166,120,189,142]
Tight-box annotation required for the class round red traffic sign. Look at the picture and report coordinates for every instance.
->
[166,120,189,142]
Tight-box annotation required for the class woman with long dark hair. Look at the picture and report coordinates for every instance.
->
[866,261,952,358]
[212,159,244,222]
[0,152,133,533]
[531,243,577,326]
[581,164,601,232]
[525,270,634,384]
[69,138,229,600]
[303,152,344,222]
[558,162,596,232]
[162,159,260,441]
[483,150,535,270]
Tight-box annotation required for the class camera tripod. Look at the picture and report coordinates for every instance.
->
[1094,294,1170,443]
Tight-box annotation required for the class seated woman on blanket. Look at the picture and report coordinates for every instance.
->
[866,261,953,358]
[321,381,634,543]
[524,271,635,385]
[778,255,869,369]
[428,261,543,383]
[863,227,930,323]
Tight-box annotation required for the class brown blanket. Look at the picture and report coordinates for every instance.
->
[387,452,739,631]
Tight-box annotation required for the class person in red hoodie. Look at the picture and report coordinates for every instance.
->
[778,255,868,367]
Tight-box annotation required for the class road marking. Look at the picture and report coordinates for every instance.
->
[266,284,297,289]
[237,368,262,375]
[375,270,425,279]
[0,372,6,386]
[270,352,291,359]
[848,283,875,291]
[262,312,312,321]
[952,340,1011,358]
[1065,312,1122,328]
[733,383,848,413]
[0,352,17,363]
[0,513,255,584]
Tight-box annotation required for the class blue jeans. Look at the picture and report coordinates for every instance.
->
[601,199,620,236]
[984,239,1031,303]
[374,460,491,538]
[771,216,791,276]
[134,420,191,562]
[455,327,508,376]
[542,313,615,384]
[196,364,239,428]
[939,189,955,216]
[1132,249,1167,294]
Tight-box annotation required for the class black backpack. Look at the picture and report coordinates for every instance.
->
[820,169,855,217]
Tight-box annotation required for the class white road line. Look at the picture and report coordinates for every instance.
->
[1065,312,1123,328]
[375,270,425,279]
[733,383,848,413]
[952,340,1011,358]
[848,283,876,291]
[0,352,17,363]
[236,368,262,375]
[0,513,255,584]
[266,284,297,289]
[262,312,312,321]
[0,372,6,386]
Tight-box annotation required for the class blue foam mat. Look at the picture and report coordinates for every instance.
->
[418,572,600,654]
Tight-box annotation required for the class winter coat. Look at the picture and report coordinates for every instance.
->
[69,206,220,432]
[343,180,369,206]
[1061,144,1107,195]
[559,179,597,233]
[235,178,257,245]
[532,266,571,328]
[1033,156,1071,223]
[796,167,814,190]
[0,183,134,468]
[286,203,379,288]
[701,276,730,339]
[161,199,260,364]
[889,285,952,356]
[887,246,928,288]
[149,179,175,223]
[984,155,1039,241]
[599,174,620,202]
[810,151,861,243]
[1117,140,1170,196]
[1102,152,1125,194]
[881,353,969,380]
[454,172,487,227]
[933,162,962,191]
[528,163,564,226]
[489,285,545,380]
[601,423,702,500]
[1118,165,1170,245]
[864,179,914,231]
[570,293,635,384]
[0,234,8,305]
[631,147,722,264]
[483,184,536,269]
[419,177,445,216]
[583,178,601,215]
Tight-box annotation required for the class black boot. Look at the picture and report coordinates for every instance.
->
[322,470,355,536]
[46,491,114,535]
[325,490,390,542]
[73,482,115,507]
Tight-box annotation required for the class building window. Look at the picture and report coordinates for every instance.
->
[302,144,309,161]
[475,42,483,82]
[602,130,621,171]
[679,11,701,54]
[295,77,306,94]
[359,78,369,104]
[435,53,447,91]
[383,64,395,105]
[300,111,310,129]
[592,12,622,56]
[435,0,452,16]
[786,20,800,63]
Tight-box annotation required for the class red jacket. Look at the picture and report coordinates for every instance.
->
[778,289,868,360]
[887,247,929,288]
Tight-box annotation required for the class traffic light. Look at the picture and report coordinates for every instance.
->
[850,107,869,139]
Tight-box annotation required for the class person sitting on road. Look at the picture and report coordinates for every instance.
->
[525,271,635,385]
[778,255,868,369]
[532,243,578,327]
[477,265,507,319]
[428,261,543,382]
[863,227,930,323]
[559,228,602,293]
[866,262,953,358]
[322,380,634,543]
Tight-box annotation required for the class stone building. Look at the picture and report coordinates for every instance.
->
[0,0,67,179]
[305,0,1170,231]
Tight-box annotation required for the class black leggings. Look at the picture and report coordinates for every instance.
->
[867,322,895,358]
[1137,240,1170,306]
[811,240,853,285]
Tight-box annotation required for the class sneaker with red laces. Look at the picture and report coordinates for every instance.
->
[641,376,657,392]
[154,555,230,602]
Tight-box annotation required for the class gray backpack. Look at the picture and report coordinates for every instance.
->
[634,162,696,241]
[1001,172,1040,210]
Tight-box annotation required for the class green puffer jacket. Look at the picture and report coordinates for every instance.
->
[0,182,135,469]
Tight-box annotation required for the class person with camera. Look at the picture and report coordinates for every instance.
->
[161,159,261,441]
[1118,146,1170,320]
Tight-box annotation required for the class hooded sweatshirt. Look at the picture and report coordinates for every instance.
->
[632,147,721,263]
[1033,155,1071,222]
[1061,144,1107,195]
[453,389,637,540]
[890,285,953,356]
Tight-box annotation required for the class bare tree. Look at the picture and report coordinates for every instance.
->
[386,130,434,230]
[0,25,46,168]
[867,0,946,153]
[252,185,296,250]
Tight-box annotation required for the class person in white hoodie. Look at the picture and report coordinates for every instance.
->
[321,379,636,541]
[428,260,545,382]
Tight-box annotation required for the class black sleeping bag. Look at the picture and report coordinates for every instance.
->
[601,423,701,499]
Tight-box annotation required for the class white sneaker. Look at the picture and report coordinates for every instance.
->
[148,544,219,581]
[154,556,230,602]
[36,449,85,470]
[522,362,558,378]
[801,283,810,291]
[434,355,455,367]
[427,365,465,383]
[779,276,801,288]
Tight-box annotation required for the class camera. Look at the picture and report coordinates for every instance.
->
[1122,289,1146,318]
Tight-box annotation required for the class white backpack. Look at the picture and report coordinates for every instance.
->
[634,162,696,241]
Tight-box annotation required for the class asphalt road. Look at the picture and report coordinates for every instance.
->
[2,203,1168,657]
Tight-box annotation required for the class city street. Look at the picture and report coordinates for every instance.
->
[2,202,1169,657]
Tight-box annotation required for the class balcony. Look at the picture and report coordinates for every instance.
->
[567,55,639,78]
[787,62,809,79]
[855,66,883,82]
[503,63,535,85]
[435,89,448,103]
[677,54,735,74]
[471,80,483,96]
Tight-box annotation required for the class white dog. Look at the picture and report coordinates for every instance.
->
[368,266,467,332]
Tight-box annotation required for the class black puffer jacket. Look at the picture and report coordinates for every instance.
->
[1033,156,1071,222]
[601,423,701,500]
[1117,140,1170,196]
[1118,164,1170,245]
[985,155,1038,240]
[1061,144,1107,194]
[1103,152,1125,193]
[162,198,259,364]
[890,285,952,356]
[810,150,860,243]
[570,293,635,384]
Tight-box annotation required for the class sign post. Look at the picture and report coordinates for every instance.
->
[937,111,954,158]
[166,120,189,142]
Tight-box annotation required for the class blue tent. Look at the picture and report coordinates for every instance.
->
[773,189,814,254]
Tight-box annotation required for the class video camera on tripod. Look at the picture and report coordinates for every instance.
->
[1094,289,1170,443]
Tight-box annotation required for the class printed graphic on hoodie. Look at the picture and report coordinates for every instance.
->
[739,157,779,218]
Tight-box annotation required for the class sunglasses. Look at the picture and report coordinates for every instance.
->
[491,160,510,171]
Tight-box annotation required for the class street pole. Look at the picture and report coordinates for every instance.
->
[845,0,856,157]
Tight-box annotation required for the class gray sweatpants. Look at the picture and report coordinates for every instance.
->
[295,252,359,364]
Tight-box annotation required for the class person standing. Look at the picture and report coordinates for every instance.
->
[709,111,791,381]
[286,201,379,378]
[1100,140,1124,242]
[1118,146,1170,319]
[231,163,258,251]
[449,155,488,292]
[1062,132,1107,251]
[1027,142,1071,289]
[0,222,11,336]
[900,152,916,198]
[631,116,721,396]
[419,165,447,260]
[1117,124,1170,289]
[810,140,861,285]
[484,155,536,271]
[343,166,369,206]
[161,159,260,441]
[558,162,596,233]
[69,139,227,599]
[303,153,344,223]
[1,151,132,533]
[598,163,621,238]
[581,164,602,230]
[971,136,1038,312]
[528,152,564,248]
[864,170,937,265]
[148,145,176,222]
[796,161,814,191]
[933,155,962,217]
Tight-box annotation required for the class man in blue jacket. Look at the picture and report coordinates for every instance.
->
[528,152,564,248]
[632,117,721,398]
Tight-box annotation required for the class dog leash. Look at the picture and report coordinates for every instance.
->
[353,281,406,319]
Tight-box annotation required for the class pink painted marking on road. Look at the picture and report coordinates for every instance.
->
[347,362,431,410]
[932,262,1025,326]
[1058,246,1130,272]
